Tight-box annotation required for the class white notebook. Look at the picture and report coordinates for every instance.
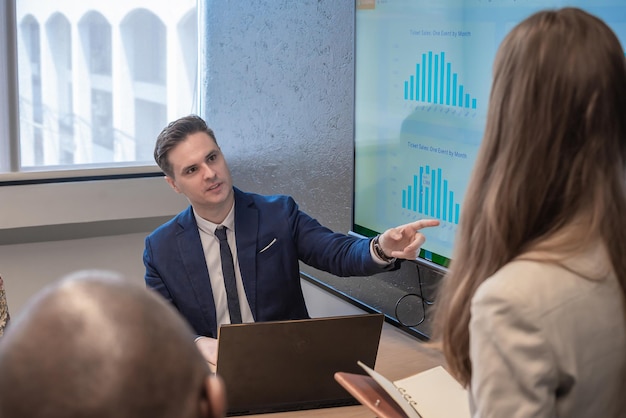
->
[357,360,471,418]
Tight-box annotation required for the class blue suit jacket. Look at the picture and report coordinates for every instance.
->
[144,188,393,338]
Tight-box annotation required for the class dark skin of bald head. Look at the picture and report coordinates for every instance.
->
[0,271,225,418]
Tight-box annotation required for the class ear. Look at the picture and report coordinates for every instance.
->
[164,175,181,194]
[200,374,226,418]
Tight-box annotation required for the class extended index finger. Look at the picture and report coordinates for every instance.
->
[405,219,440,230]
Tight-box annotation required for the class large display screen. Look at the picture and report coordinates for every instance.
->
[353,0,626,270]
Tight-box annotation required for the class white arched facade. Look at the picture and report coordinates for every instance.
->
[15,0,197,167]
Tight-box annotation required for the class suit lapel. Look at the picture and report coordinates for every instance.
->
[177,207,217,334]
[233,188,259,319]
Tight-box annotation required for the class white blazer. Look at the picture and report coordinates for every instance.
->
[469,241,626,418]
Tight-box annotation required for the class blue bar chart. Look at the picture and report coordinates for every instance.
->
[401,165,461,224]
[403,51,477,109]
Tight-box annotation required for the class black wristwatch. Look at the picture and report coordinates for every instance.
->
[372,235,396,263]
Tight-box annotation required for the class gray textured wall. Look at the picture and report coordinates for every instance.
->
[201,0,440,338]
[202,0,353,229]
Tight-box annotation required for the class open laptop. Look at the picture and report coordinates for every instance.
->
[215,313,385,416]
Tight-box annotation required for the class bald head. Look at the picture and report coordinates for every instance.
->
[0,270,225,418]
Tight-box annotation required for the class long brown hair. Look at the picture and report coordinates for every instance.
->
[432,7,626,386]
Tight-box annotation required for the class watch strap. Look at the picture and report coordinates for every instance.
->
[372,235,396,263]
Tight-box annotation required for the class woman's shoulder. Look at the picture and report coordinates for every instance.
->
[472,260,558,310]
[473,242,616,316]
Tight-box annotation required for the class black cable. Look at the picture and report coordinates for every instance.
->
[394,264,429,327]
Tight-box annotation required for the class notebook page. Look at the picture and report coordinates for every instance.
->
[394,366,470,418]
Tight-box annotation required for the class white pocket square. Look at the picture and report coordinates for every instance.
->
[259,238,277,253]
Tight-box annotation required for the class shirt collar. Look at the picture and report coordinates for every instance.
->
[193,204,235,236]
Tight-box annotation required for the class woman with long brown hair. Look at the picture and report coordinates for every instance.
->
[433,7,626,417]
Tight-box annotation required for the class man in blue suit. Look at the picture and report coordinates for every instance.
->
[143,115,439,364]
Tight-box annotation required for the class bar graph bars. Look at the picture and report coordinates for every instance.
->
[403,51,477,109]
[401,165,460,224]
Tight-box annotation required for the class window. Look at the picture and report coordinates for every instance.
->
[1,0,198,179]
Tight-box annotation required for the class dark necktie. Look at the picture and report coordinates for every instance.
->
[215,226,242,324]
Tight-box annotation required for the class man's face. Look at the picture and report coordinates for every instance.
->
[165,132,234,220]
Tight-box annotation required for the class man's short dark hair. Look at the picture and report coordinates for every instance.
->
[154,115,217,177]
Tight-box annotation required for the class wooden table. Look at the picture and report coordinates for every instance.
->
[247,322,445,417]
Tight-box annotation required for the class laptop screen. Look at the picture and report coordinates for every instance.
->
[216,313,385,416]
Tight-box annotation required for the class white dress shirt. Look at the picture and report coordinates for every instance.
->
[194,205,255,328]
